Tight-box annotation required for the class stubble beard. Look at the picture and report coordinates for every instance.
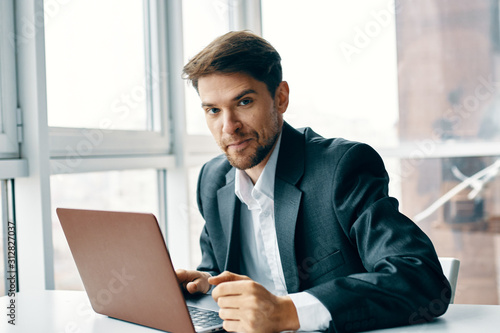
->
[222,113,281,171]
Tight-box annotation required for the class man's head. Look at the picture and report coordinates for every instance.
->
[183,30,283,98]
[183,31,289,178]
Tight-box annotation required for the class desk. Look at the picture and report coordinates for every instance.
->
[1,291,499,332]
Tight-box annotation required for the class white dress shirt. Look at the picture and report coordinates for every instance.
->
[234,134,332,331]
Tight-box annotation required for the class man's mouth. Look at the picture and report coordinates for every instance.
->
[226,138,252,150]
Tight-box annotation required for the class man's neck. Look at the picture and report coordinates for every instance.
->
[244,134,281,185]
[245,154,271,185]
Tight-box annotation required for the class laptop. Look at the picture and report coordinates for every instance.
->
[56,208,224,333]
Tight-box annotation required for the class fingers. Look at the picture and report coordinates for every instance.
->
[208,275,299,332]
[175,268,188,282]
[214,284,283,333]
[175,269,210,294]
[208,271,251,286]
[221,319,241,333]
[212,279,259,303]
[218,309,241,332]
[186,279,207,294]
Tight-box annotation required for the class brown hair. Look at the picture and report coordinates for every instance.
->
[182,30,282,97]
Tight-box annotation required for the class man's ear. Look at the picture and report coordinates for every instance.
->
[275,81,290,115]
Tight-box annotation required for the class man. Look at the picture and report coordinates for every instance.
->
[177,31,450,333]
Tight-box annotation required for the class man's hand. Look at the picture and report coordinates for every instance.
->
[175,269,212,294]
[210,271,300,333]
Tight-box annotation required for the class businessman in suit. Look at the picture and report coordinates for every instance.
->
[176,31,451,333]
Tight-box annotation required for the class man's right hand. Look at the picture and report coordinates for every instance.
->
[175,269,212,294]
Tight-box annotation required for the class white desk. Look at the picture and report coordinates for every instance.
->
[1,291,499,332]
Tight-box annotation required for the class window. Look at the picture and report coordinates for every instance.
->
[262,0,500,304]
[41,0,174,289]
[45,1,148,131]
[47,0,171,158]
[0,0,19,159]
[262,0,399,146]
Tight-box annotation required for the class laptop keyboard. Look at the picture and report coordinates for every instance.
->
[188,306,223,329]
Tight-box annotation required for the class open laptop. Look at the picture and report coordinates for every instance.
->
[56,208,223,333]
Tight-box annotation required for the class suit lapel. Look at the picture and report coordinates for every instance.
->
[274,122,305,293]
[217,169,241,272]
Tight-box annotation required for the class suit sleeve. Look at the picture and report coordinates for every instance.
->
[306,143,451,333]
[195,163,221,277]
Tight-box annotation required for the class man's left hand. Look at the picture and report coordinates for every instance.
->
[209,271,300,333]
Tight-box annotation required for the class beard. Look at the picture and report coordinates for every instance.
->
[220,111,281,170]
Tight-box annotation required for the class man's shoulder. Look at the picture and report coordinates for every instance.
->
[291,126,383,174]
[299,126,367,155]
[199,154,233,188]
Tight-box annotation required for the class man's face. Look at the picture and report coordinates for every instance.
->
[198,72,288,171]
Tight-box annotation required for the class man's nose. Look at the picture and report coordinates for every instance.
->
[222,111,241,134]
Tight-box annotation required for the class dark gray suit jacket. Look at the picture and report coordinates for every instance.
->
[196,122,450,332]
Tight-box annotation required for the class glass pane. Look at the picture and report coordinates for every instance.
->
[262,0,399,147]
[396,1,500,144]
[395,1,500,305]
[183,0,231,135]
[45,0,149,130]
[51,170,160,290]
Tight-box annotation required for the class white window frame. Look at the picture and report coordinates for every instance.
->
[48,0,173,169]
[0,0,20,159]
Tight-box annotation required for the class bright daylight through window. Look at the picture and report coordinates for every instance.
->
[45,0,148,130]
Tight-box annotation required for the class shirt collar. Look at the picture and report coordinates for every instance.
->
[235,132,282,206]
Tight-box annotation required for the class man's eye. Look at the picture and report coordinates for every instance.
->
[238,99,252,106]
[206,108,220,114]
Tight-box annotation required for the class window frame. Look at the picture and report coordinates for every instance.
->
[0,0,20,159]
[47,0,172,166]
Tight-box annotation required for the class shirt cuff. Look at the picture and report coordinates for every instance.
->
[288,292,332,332]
